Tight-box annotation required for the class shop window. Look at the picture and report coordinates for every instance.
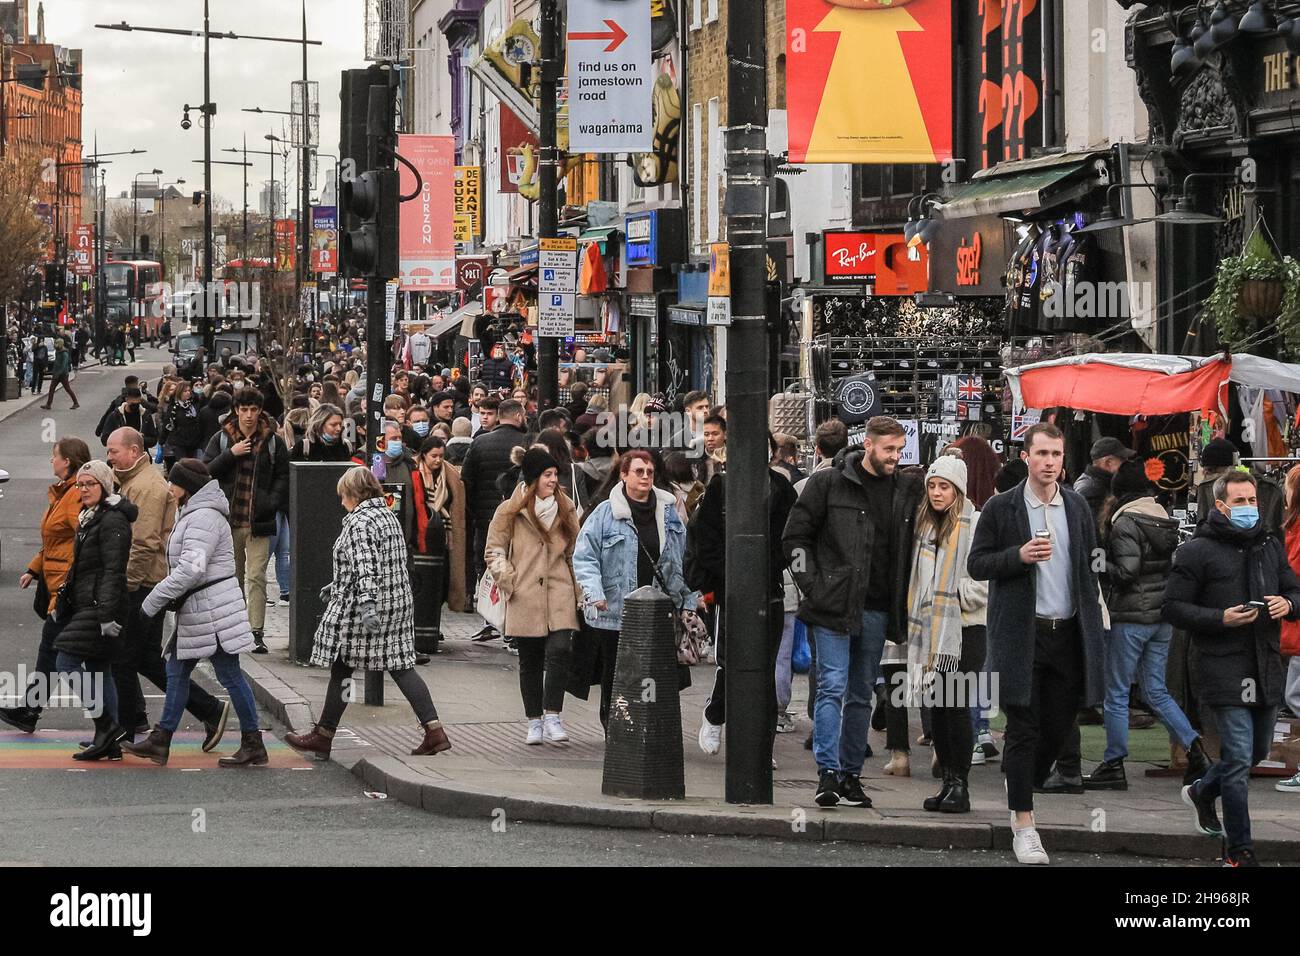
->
[706,0,719,25]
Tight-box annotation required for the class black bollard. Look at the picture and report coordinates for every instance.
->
[601,586,685,800]
[289,462,354,664]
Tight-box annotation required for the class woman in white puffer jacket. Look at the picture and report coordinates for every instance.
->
[122,459,266,767]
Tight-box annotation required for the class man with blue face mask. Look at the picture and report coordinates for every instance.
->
[1166,470,1300,867]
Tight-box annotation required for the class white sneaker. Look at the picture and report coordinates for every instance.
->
[698,714,723,755]
[970,744,986,766]
[525,719,543,745]
[542,714,568,743]
[1276,772,1300,794]
[1011,820,1050,865]
[775,711,796,734]
[977,730,1000,761]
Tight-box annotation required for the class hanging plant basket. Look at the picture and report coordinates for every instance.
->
[1205,218,1300,355]
[1238,278,1285,320]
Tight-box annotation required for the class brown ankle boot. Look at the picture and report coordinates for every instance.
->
[411,721,451,756]
[218,730,269,767]
[121,726,173,766]
[285,725,334,759]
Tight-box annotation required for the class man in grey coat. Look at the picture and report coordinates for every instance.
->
[968,422,1106,865]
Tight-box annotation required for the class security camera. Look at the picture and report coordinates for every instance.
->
[181,106,192,131]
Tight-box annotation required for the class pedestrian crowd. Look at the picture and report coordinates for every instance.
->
[7,322,1300,870]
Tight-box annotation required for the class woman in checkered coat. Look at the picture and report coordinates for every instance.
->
[286,466,453,759]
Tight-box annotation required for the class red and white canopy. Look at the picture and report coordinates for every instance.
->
[1004,352,1300,417]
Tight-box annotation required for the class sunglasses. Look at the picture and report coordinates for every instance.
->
[628,467,655,478]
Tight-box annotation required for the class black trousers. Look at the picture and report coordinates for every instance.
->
[319,657,438,729]
[931,625,987,777]
[516,630,574,717]
[882,662,911,752]
[598,629,620,728]
[704,596,782,729]
[113,587,223,728]
[1003,618,1084,813]
[411,550,446,653]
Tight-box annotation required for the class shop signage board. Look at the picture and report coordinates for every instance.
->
[927,215,1010,297]
[311,206,338,275]
[457,256,490,292]
[709,243,731,297]
[786,0,952,164]
[625,211,657,266]
[454,166,482,241]
[71,225,94,276]
[397,134,456,291]
[567,0,653,153]
[823,231,879,285]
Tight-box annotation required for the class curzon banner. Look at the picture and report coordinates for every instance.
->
[786,0,952,164]
[397,134,456,291]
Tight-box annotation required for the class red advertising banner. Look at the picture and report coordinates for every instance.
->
[499,107,539,197]
[457,256,490,292]
[71,224,95,276]
[398,134,456,291]
[786,0,952,164]
[823,231,926,294]
[274,219,297,273]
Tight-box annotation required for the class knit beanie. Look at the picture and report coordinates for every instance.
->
[1200,438,1237,469]
[1110,457,1154,499]
[168,458,211,497]
[926,454,968,496]
[77,460,116,498]
[521,447,560,485]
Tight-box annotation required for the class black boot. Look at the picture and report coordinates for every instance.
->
[74,716,124,761]
[251,630,269,655]
[1084,758,1128,791]
[1184,738,1212,787]
[939,771,971,813]
[924,770,954,812]
[0,705,39,734]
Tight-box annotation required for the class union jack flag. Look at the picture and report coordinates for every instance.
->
[957,374,983,401]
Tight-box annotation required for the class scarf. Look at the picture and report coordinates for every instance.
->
[904,498,973,708]
[534,493,558,530]
[78,494,121,529]
[424,464,450,519]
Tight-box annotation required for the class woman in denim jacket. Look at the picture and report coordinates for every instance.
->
[572,450,698,727]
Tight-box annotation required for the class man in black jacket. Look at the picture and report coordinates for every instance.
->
[782,416,922,810]
[460,399,530,639]
[98,387,158,449]
[968,422,1106,865]
[202,387,289,653]
[1165,470,1300,867]
[1073,436,1134,521]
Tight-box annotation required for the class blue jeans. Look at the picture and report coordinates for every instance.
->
[1103,621,1197,762]
[1195,705,1275,854]
[811,610,887,774]
[53,651,117,724]
[159,649,260,734]
[271,511,292,596]
[26,616,64,711]
[775,612,796,713]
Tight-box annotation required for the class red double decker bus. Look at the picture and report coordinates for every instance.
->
[104,260,166,340]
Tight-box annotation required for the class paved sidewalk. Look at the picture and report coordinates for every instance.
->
[250,604,1300,861]
[0,356,108,425]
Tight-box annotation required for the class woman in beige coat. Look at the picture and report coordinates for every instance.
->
[485,446,581,745]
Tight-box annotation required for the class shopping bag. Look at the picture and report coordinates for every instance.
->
[474,568,507,632]
[792,618,811,675]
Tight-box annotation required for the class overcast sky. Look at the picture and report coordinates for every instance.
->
[50,0,367,209]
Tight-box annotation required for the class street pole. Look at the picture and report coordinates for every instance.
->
[201,0,215,354]
[536,0,559,411]
[723,0,772,805]
[298,0,311,302]
[242,136,249,261]
[96,167,106,355]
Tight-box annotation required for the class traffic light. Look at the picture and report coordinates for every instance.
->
[340,167,398,279]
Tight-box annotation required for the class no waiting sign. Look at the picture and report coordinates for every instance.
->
[567,0,652,153]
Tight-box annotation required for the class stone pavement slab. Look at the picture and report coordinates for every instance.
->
[251,605,1300,861]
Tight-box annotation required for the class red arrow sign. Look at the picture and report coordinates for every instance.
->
[566,18,628,52]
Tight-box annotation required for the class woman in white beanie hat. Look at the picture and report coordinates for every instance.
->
[904,451,988,813]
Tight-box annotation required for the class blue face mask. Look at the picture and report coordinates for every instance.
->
[1228,505,1259,530]
[321,432,338,444]
[384,440,404,460]
[412,421,430,437]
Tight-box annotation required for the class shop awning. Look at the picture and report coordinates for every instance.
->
[935,153,1106,220]
[998,352,1300,417]
[508,263,538,282]
[427,301,481,339]
[579,225,620,254]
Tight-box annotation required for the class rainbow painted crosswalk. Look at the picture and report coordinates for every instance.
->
[0,732,313,769]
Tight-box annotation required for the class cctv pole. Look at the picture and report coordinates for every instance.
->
[723,0,772,804]
[535,0,559,410]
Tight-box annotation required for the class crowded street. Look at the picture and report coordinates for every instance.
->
[2,0,1300,932]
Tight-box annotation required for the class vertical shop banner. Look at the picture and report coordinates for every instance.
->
[398,134,456,291]
[311,206,338,275]
[786,0,952,164]
[453,166,482,242]
[566,0,653,153]
[71,225,95,276]
[274,219,297,273]
[500,107,539,196]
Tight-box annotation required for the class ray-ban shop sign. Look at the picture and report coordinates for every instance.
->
[824,231,879,285]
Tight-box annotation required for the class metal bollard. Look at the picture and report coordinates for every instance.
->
[601,586,686,800]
